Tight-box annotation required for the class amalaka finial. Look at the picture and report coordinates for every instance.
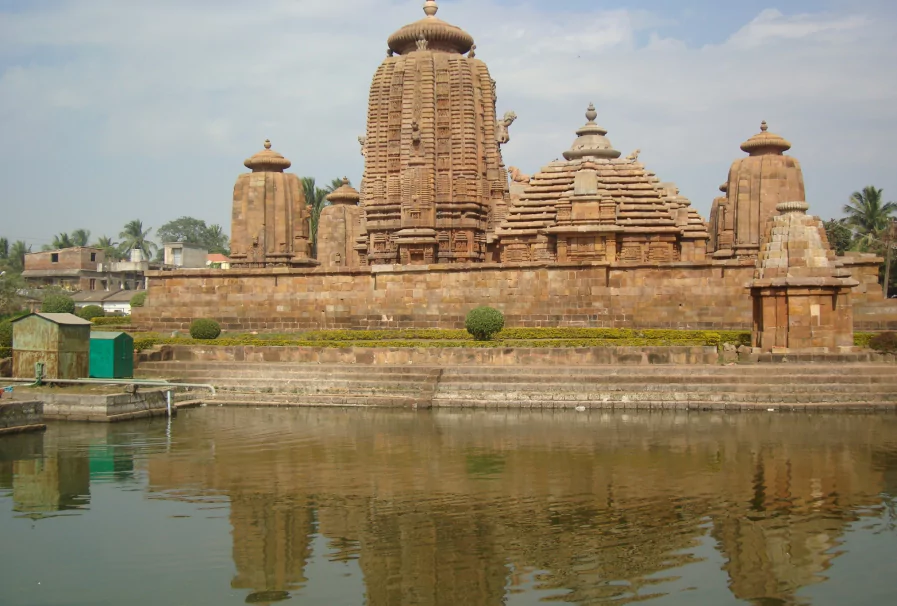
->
[760,121,768,132]
[264,139,272,150]
[423,1,438,18]
[585,103,597,123]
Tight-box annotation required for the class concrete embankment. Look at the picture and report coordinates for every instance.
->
[36,389,171,422]
[0,401,46,435]
[137,348,897,411]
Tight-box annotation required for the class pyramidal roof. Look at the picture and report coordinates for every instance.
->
[497,105,708,240]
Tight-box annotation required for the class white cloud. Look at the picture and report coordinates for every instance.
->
[0,0,895,246]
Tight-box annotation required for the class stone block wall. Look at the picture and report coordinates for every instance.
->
[133,259,897,333]
[0,401,44,432]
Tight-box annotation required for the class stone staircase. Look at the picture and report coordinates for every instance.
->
[135,361,897,410]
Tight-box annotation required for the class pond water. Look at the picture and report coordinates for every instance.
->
[1,409,896,606]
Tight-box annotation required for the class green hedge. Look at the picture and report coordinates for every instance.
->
[92,316,132,326]
[77,305,105,320]
[0,347,10,359]
[41,294,75,314]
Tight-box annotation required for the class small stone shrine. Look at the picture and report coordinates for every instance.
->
[229,140,314,267]
[317,178,364,268]
[710,122,806,259]
[749,201,857,351]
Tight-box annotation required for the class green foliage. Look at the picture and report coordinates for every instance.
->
[0,237,8,259]
[92,235,123,262]
[854,333,876,348]
[41,294,75,314]
[303,177,347,258]
[92,316,131,326]
[0,272,25,317]
[189,318,221,340]
[129,292,147,308]
[156,216,230,256]
[822,219,854,256]
[119,219,157,260]
[465,306,506,341]
[0,321,12,349]
[71,229,91,247]
[868,332,897,354]
[5,241,29,274]
[77,305,105,320]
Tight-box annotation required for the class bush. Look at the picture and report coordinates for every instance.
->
[41,294,75,314]
[0,321,12,349]
[77,305,105,321]
[868,332,897,354]
[130,292,147,308]
[190,318,221,340]
[465,306,505,341]
[92,316,131,326]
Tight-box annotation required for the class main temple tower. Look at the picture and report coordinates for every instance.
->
[360,1,511,265]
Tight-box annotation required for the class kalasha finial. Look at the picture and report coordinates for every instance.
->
[264,139,272,150]
[341,177,349,186]
[585,103,597,123]
[760,121,768,132]
[423,1,438,18]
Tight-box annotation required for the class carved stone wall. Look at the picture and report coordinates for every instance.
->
[361,2,509,265]
[230,140,313,267]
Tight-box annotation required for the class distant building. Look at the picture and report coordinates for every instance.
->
[22,248,148,292]
[71,289,137,315]
[163,242,208,269]
[206,253,231,270]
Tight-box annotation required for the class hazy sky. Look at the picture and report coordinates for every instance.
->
[1,0,895,250]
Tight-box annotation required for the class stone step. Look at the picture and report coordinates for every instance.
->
[430,398,897,411]
[436,381,897,395]
[198,393,422,408]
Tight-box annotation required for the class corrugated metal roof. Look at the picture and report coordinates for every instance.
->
[90,331,128,340]
[11,313,93,326]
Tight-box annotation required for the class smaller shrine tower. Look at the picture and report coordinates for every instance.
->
[229,140,314,267]
[710,121,806,258]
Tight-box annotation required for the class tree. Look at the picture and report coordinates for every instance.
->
[119,220,157,260]
[93,235,122,262]
[156,217,230,255]
[0,237,8,260]
[43,232,74,251]
[303,177,347,258]
[71,229,91,247]
[843,186,897,250]
[0,272,25,317]
[822,219,853,256]
[7,241,30,274]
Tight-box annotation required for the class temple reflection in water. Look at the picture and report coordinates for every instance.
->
[141,409,897,605]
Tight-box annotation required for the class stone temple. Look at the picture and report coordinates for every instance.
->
[135,1,897,338]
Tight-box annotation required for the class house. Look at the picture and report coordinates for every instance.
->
[206,253,231,270]
[70,289,136,315]
[163,242,208,268]
[22,248,149,292]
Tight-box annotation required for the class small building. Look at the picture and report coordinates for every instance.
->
[11,313,92,380]
[163,242,208,269]
[22,247,148,292]
[71,289,136,316]
[206,253,232,269]
[89,332,134,379]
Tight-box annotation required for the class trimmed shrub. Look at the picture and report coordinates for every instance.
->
[92,316,131,326]
[77,305,105,321]
[465,306,505,341]
[130,292,147,308]
[869,332,897,354]
[190,318,221,340]
[41,294,75,314]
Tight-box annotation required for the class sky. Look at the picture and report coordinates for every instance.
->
[1,0,896,250]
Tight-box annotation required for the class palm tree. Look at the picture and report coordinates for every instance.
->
[8,241,30,273]
[843,186,897,250]
[93,235,121,262]
[43,232,75,251]
[204,224,230,255]
[0,237,9,260]
[71,228,91,247]
[118,220,157,260]
[302,177,332,258]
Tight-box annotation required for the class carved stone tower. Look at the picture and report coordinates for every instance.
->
[710,121,806,258]
[318,178,364,269]
[360,1,511,265]
[230,140,313,267]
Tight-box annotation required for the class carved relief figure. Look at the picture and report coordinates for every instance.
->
[496,111,517,146]
[508,166,530,183]
[358,135,367,157]
[625,149,641,162]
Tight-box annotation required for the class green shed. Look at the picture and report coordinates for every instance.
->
[11,313,92,380]
[89,332,134,379]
